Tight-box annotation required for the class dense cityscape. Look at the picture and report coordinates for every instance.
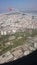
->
[0,11,37,64]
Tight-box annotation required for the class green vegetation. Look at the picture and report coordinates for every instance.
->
[0,35,9,43]
[31,29,37,37]
[0,45,12,55]
[0,29,37,55]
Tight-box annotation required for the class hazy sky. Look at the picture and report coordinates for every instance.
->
[0,0,37,13]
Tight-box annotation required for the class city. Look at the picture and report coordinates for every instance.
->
[0,11,37,64]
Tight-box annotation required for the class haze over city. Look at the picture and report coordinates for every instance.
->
[0,0,37,13]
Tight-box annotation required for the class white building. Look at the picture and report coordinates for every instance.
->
[24,50,30,56]
[1,31,7,35]
[34,43,37,49]
[4,31,7,35]
[1,31,3,35]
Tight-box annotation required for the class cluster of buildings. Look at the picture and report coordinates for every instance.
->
[0,13,37,35]
[0,43,36,64]
[0,12,37,64]
[0,34,37,64]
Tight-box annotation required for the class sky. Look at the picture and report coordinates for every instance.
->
[0,0,37,13]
